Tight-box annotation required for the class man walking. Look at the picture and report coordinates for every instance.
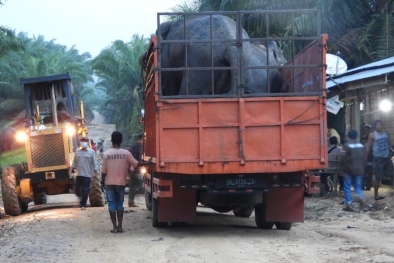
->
[340,130,366,212]
[69,137,98,210]
[128,133,143,207]
[362,125,373,190]
[324,136,343,192]
[365,120,393,201]
[102,131,138,233]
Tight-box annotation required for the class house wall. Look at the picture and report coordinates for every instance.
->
[342,78,394,144]
[362,84,394,144]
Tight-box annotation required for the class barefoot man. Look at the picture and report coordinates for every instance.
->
[365,120,393,201]
[101,131,138,233]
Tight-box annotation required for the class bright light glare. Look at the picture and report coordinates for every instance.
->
[16,131,27,142]
[140,167,147,175]
[66,126,76,136]
[379,99,392,112]
[359,101,364,111]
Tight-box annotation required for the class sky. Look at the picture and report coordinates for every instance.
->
[0,0,182,57]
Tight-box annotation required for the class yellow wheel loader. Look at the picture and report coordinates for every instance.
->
[1,73,104,216]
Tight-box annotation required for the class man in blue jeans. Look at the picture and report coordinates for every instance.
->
[69,137,98,210]
[102,131,138,233]
[339,130,366,212]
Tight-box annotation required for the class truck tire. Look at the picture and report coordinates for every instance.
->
[89,177,105,207]
[33,192,47,205]
[254,202,274,229]
[211,206,233,213]
[145,191,152,211]
[152,198,167,228]
[275,222,292,230]
[171,222,189,227]
[1,166,22,216]
[233,206,254,218]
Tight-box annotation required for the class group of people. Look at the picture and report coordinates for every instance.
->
[70,131,143,233]
[327,120,393,212]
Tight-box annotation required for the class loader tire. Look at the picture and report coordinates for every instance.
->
[33,192,47,205]
[20,201,28,212]
[233,206,254,218]
[1,166,22,216]
[89,177,105,207]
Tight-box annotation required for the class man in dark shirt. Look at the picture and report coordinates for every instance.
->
[340,130,366,212]
[128,133,144,207]
[365,120,393,200]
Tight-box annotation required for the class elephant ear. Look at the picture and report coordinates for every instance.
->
[268,41,277,48]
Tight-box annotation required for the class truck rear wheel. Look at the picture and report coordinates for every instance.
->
[275,222,292,230]
[33,192,47,205]
[233,206,254,218]
[1,166,22,216]
[89,177,105,207]
[152,198,167,228]
[211,206,233,213]
[254,202,274,229]
[145,191,152,211]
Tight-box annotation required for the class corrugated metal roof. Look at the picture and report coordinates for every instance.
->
[327,56,394,89]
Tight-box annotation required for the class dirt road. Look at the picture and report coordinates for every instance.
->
[1,116,394,262]
[1,189,393,263]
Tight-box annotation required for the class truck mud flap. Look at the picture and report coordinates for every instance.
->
[153,175,196,223]
[266,188,304,222]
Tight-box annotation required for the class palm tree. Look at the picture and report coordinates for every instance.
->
[92,34,149,144]
[0,32,93,119]
[194,0,394,68]
[0,27,22,59]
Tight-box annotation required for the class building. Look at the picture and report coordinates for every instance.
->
[327,56,394,139]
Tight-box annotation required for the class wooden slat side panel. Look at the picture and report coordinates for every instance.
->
[143,37,158,161]
[244,126,281,159]
[202,127,239,160]
[280,39,322,93]
[156,96,326,173]
[161,129,199,162]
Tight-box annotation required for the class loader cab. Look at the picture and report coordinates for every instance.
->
[21,73,77,127]
[19,73,81,173]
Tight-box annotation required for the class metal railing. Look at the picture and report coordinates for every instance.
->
[155,10,323,98]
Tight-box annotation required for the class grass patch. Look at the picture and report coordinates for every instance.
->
[315,206,329,213]
[369,213,384,221]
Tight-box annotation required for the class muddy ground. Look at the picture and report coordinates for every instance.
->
[0,188,393,263]
[1,114,394,263]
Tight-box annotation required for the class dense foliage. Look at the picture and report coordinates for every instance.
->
[0,27,95,121]
[193,0,394,68]
[91,35,148,146]
[2,0,394,143]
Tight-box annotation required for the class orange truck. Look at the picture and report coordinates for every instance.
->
[141,10,326,230]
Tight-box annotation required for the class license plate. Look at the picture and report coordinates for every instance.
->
[226,178,256,188]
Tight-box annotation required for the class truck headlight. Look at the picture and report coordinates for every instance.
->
[140,166,147,175]
[66,126,76,136]
[16,131,27,142]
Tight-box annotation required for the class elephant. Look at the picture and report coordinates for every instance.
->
[145,15,286,96]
